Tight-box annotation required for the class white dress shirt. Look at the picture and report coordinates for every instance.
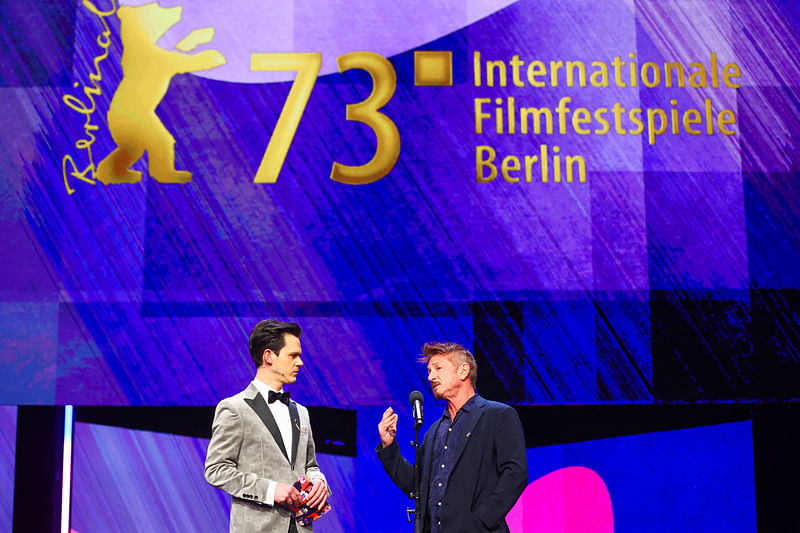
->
[252,378,292,506]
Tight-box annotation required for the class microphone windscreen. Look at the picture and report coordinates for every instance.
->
[409,390,424,405]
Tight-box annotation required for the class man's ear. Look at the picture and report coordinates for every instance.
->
[262,349,272,367]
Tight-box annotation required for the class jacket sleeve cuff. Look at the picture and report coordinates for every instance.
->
[376,439,400,458]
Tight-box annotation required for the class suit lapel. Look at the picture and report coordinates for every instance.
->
[448,395,485,475]
[289,401,300,466]
[244,392,290,463]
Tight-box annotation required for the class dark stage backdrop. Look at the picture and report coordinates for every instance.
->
[66,418,756,533]
[1,0,799,531]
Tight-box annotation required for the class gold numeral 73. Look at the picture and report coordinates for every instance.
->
[250,52,400,185]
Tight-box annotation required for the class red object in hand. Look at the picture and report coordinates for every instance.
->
[290,475,331,526]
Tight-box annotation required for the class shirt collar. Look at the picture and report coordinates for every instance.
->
[441,393,478,421]
[252,378,283,401]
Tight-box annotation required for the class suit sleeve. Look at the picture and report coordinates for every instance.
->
[473,406,528,529]
[302,407,331,495]
[204,400,273,504]
[376,439,416,497]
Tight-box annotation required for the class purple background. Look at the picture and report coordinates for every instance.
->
[0,407,16,533]
[6,0,797,406]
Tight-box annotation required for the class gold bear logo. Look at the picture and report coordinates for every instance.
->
[96,2,226,184]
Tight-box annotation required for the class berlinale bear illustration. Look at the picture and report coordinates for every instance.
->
[96,2,225,184]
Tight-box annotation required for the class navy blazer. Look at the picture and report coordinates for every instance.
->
[378,395,528,533]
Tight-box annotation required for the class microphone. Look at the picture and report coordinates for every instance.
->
[409,390,424,429]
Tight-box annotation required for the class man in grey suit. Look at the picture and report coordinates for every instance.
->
[205,320,330,533]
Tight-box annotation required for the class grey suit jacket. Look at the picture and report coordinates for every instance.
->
[205,383,329,533]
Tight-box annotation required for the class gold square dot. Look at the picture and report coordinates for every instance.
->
[414,51,453,86]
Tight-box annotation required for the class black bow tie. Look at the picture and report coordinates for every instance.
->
[268,390,290,405]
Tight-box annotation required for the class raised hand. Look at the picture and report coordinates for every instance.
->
[378,406,398,448]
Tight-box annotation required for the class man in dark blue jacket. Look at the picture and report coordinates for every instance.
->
[377,342,528,533]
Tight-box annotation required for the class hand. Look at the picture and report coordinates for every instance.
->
[378,407,398,448]
[274,482,302,509]
[305,479,328,510]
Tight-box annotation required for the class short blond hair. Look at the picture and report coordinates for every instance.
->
[419,342,477,388]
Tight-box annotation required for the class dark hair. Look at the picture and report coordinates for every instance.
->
[249,320,302,368]
[420,341,477,388]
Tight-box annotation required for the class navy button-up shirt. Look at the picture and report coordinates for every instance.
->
[427,395,478,533]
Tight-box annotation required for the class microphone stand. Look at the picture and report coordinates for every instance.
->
[406,421,422,533]
[406,391,424,532]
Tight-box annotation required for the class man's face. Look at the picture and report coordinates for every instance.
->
[268,334,303,387]
[427,353,466,400]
